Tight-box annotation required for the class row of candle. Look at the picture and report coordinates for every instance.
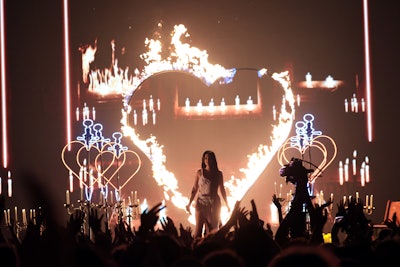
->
[3,207,37,226]
[341,192,374,208]
[142,95,160,112]
[76,102,96,121]
[305,73,338,89]
[338,150,370,186]
[344,94,366,113]
[132,109,157,126]
[130,96,161,126]
[65,187,141,207]
[184,95,255,110]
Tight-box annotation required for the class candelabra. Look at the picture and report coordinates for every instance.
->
[61,117,143,232]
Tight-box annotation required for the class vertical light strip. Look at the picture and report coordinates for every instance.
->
[63,0,72,150]
[363,0,373,142]
[0,0,8,168]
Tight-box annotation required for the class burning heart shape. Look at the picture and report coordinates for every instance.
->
[121,69,296,223]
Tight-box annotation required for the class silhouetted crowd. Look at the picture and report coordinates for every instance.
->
[0,171,399,267]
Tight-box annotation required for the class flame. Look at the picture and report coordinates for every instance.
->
[81,24,236,98]
[80,41,97,84]
[82,23,296,225]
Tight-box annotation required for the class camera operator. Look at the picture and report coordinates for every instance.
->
[274,158,323,247]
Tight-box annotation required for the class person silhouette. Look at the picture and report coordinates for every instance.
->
[186,150,230,239]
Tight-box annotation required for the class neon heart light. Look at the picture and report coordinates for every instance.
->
[277,113,337,189]
[61,119,141,201]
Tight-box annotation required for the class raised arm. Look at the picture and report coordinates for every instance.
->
[186,170,200,213]
[219,171,230,211]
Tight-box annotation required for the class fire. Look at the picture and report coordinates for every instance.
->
[82,23,296,225]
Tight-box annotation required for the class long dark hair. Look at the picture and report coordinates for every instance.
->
[201,150,219,173]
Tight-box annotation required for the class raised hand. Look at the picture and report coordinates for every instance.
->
[89,207,104,234]
[178,223,193,248]
[160,216,178,236]
[138,202,165,234]
[67,209,85,236]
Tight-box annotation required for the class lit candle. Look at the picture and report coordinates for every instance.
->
[370,195,373,207]
[69,171,73,192]
[356,192,359,203]
[352,150,357,175]
[142,108,148,125]
[89,169,94,188]
[365,156,370,183]
[360,163,365,187]
[220,98,226,110]
[7,177,12,197]
[80,185,84,201]
[7,209,10,225]
[3,210,7,225]
[76,107,80,121]
[361,98,365,112]
[92,107,96,120]
[354,98,359,113]
[22,209,27,225]
[83,159,87,182]
[344,99,348,112]
[306,72,312,87]
[209,98,215,110]
[320,190,324,205]
[185,98,190,111]
[272,105,276,121]
[14,206,18,223]
[66,190,71,205]
[235,95,240,109]
[133,110,137,125]
[134,191,138,204]
[196,100,203,113]
[79,167,83,187]
[246,96,253,110]
[339,161,343,185]
[149,95,154,111]
[344,158,349,182]
[97,165,102,187]
[157,98,160,110]
[279,184,282,198]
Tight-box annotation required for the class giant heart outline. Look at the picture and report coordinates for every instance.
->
[121,70,296,223]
